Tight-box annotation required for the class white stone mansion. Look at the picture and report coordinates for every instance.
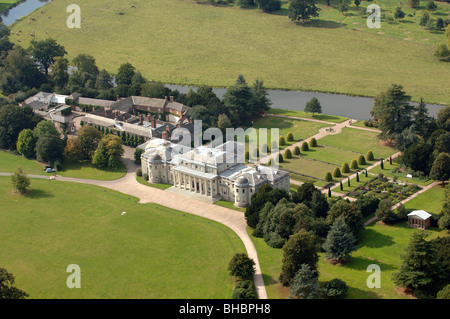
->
[140,138,290,207]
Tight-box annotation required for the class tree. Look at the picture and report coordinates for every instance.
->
[402,141,434,174]
[78,125,102,159]
[301,141,309,151]
[231,280,257,299]
[438,185,450,230]
[284,148,292,159]
[33,120,59,139]
[323,278,348,298]
[420,10,431,26]
[366,151,374,162]
[305,97,322,116]
[16,129,36,159]
[327,200,363,237]
[426,0,437,11]
[35,133,64,165]
[51,57,69,88]
[286,132,294,142]
[375,199,397,224]
[228,253,256,280]
[115,62,136,86]
[288,0,321,22]
[350,159,358,170]
[73,53,99,76]
[289,264,320,299]
[10,167,30,195]
[217,114,232,134]
[333,167,341,178]
[338,0,350,14]
[354,0,360,7]
[325,171,332,182]
[245,184,273,228]
[355,195,380,218]
[430,153,450,185]
[341,162,350,173]
[437,285,450,299]
[293,145,301,155]
[436,18,445,31]
[96,69,114,90]
[236,0,256,7]
[255,0,281,12]
[92,134,124,169]
[279,229,319,286]
[29,38,66,76]
[358,155,366,165]
[392,231,446,298]
[371,84,414,141]
[413,99,433,138]
[63,136,83,159]
[434,43,450,59]
[0,268,29,299]
[323,217,357,263]
[394,7,405,20]
[309,137,317,147]
[436,105,450,131]
[252,78,271,112]
[279,136,286,146]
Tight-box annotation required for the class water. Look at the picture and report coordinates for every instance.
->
[166,84,445,121]
[1,0,51,26]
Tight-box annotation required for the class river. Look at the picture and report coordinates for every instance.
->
[0,0,51,26]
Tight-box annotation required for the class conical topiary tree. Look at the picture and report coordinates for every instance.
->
[366,150,374,161]
[286,132,294,142]
[278,153,284,163]
[325,172,333,182]
[309,137,318,147]
[350,159,358,170]
[279,136,286,146]
[285,148,292,159]
[342,162,350,173]
[333,167,342,178]
[358,155,366,165]
[301,141,309,152]
[293,145,301,156]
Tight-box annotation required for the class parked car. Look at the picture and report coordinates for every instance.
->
[45,168,56,173]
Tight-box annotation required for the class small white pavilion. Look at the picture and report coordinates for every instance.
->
[407,210,432,230]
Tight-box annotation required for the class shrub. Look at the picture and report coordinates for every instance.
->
[228,253,256,280]
[333,167,342,178]
[286,132,294,142]
[437,285,450,299]
[350,159,358,170]
[231,280,257,299]
[325,172,333,182]
[136,168,142,177]
[11,168,31,195]
[278,153,284,163]
[271,140,278,151]
[279,136,286,146]
[143,173,149,181]
[342,162,350,173]
[301,141,309,152]
[366,150,374,161]
[358,155,366,166]
[309,137,317,147]
[426,0,437,11]
[420,10,431,26]
[293,145,301,155]
[323,279,349,298]
[284,148,292,159]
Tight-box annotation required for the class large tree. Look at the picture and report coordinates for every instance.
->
[51,57,69,88]
[228,253,256,280]
[289,264,321,299]
[288,0,320,22]
[78,125,102,159]
[0,268,29,299]
[401,141,434,175]
[413,99,433,138]
[322,217,357,263]
[252,78,271,112]
[392,231,447,298]
[92,134,124,169]
[371,84,414,141]
[115,62,136,86]
[430,153,450,185]
[35,133,64,165]
[279,229,319,286]
[436,105,450,131]
[16,128,36,159]
[29,38,66,76]
[326,199,363,237]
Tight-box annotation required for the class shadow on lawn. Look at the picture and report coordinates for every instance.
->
[25,188,54,199]
[343,256,396,272]
[346,286,381,299]
[360,228,395,248]
[296,19,346,28]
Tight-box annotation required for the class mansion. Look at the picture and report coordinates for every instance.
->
[140,139,290,207]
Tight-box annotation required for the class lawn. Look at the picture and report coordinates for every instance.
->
[249,221,447,299]
[319,128,396,159]
[0,0,22,13]
[0,176,245,298]
[136,175,173,190]
[215,199,246,213]
[266,108,347,123]
[9,0,450,104]
[331,172,376,194]
[280,155,341,182]
[0,151,127,181]
[404,185,446,216]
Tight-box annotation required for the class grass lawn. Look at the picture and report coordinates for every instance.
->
[280,155,341,181]
[215,200,246,213]
[331,172,376,194]
[267,108,347,123]
[350,121,380,131]
[369,161,434,187]
[319,128,396,159]
[0,150,46,176]
[0,176,245,298]
[403,185,446,216]
[136,175,173,190]
[9,0,450,104]
[300,144,376,169]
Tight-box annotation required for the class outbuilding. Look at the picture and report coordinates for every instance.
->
[407,210,432,230]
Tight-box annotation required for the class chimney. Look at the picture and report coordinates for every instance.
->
[164,96,168,102]
[104,108,108,117]
[151,116,156,129]
[169,96,174,102]
[147,114,151,123]
[162,131,168,140]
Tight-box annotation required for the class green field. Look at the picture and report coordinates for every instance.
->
[0,176,244,298]
[280,155,342,181]
[0,0,22,13]
[369,161,434,186]
[0,151,127,181]
[300,144,375,168]
[9,0,450,104]
[404,185,446,216]
[250,222,447,299]
[319,128,396,158]
[267,108,347,123]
